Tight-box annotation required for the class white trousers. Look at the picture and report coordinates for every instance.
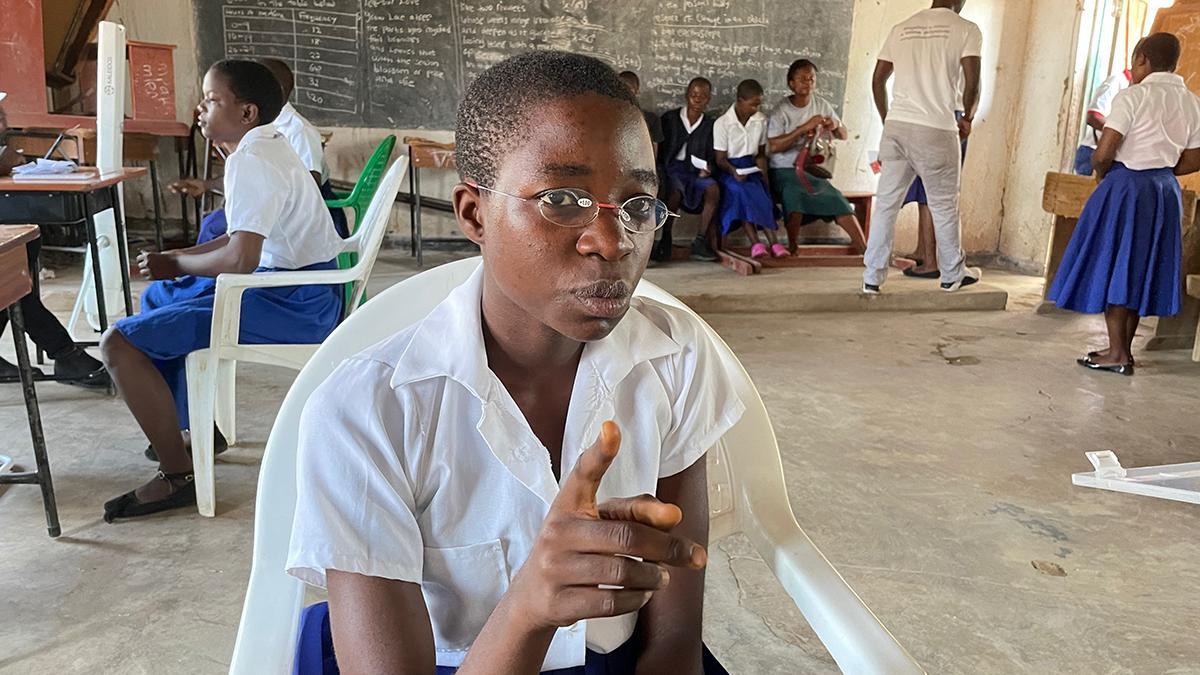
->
[863,120,968,286]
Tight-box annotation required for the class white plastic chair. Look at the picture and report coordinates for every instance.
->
[229,257,923,675]
[186,157,409,517]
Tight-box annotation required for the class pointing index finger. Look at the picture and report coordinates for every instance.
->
[553,421,621,515]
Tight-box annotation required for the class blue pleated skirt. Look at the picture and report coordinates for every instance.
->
[1048,163,1182,317]
[113,260,342,428]
[292,602,728,675]
[716,155,778,235]
[665,159,718,214]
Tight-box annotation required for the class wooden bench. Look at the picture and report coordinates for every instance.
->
[403,137,457,267]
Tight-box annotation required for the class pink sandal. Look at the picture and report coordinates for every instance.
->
[750,243,769,259]
[771,244,791,258]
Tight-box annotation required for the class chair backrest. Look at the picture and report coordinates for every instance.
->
[230,257,918,675]
[344,135,397,229]
[339,156,408,314]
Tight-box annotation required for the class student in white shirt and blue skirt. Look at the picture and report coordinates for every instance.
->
[713,80,786,259]
[287,51,743,674]
[99,60,344,520]
[1049,33,1200,376]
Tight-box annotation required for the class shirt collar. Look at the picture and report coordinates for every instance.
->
[390,264,682,399]
[721,104,764,127]
[679,106,702,133]
[234,123,282,153]
[1142,72,1187,87]
[275,102,298,125]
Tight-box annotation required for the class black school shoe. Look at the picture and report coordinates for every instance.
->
[52,347,112,389]
[690,236,719,262]
[941,267,983,292]
[0,356,45,383]
[144,426,230,462]
[1077,356,1135,376]
[103,471,197,523]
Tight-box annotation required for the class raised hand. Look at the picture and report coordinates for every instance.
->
[508,421,706,631]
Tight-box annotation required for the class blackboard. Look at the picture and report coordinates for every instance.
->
[195,0,856,129]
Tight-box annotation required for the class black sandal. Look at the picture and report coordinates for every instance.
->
[1088,350,1135,367]
[1077,356,1134,376]
[103,471,197,523]
[144,426,229,462]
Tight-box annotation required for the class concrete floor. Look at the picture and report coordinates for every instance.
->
[2,251,1198,674]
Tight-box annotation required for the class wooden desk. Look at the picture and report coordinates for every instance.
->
[405,137,458,268]
[1041,172,1200,351]
[0,168,144,338]
[0,225,60,538]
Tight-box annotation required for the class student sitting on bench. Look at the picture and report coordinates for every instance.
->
[714,79,785,259]
[659,77,721,262]
[766,59,867,255]
[169,58,348,242]
[286,51,743,674]
[100,60,343,521]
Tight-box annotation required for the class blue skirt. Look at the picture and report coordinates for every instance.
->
[292,602,728,675]
[716,155,778,235]
[1048,163,1182,317]
[113,260,342,429]
[665,159,718,214]
[197,182,349,244]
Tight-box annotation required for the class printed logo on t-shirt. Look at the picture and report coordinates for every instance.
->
[897,25,953,42]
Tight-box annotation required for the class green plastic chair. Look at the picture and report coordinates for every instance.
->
[325,135,397,308]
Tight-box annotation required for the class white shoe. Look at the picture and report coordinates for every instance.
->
[941,267,982,292]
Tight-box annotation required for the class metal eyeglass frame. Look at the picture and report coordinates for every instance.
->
[466,181,677,233]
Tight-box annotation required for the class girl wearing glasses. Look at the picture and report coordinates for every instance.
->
[287,51,743,674]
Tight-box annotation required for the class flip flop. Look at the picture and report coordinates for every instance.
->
[902,267,939,279]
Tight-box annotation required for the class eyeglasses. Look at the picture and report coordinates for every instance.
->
[467,182,676,234]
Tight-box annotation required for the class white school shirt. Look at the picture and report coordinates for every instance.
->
[286,266,746,670]
[713,104,768,159]
[273,102,329,182]
[223,124,342,269]
[1082,72,1131,148]
[675,107,705,161]
[1106,72,1200,171]
[878,8,983,132]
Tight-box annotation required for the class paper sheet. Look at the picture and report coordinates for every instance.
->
[690,155,709,171]
[735,166,761,176]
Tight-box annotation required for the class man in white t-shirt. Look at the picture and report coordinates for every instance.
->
[1074,70,1132,175]
[865,0,983,294]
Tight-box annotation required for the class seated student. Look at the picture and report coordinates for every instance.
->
[0,98,108,388]
[1074,70,1132,176]
[100,60,344,521]
[170,58,349,242]
[658,77,721,262]
[713,79,785,259]
[1049,33,1200,376]
[767,59,867,255]
[286,51,744,674]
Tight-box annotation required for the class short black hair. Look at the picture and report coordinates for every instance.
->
[258,58,296,98]
[209,59,284,125]
[787,59,819,82]
[687,76,712,91]
[736,79,764,100]
[1135,32,1181,72]
[456,51,640,185]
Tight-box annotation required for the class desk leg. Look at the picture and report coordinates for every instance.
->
[149,160,165,251]
[82,193,110,334]
[408,166,417,257]
[109,186,135,317]
[9,304,60,538]
[414,168,424,268]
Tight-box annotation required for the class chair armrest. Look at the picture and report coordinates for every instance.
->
[214,268,359,293]
[324,192,353,208]
[740,507,925,674]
